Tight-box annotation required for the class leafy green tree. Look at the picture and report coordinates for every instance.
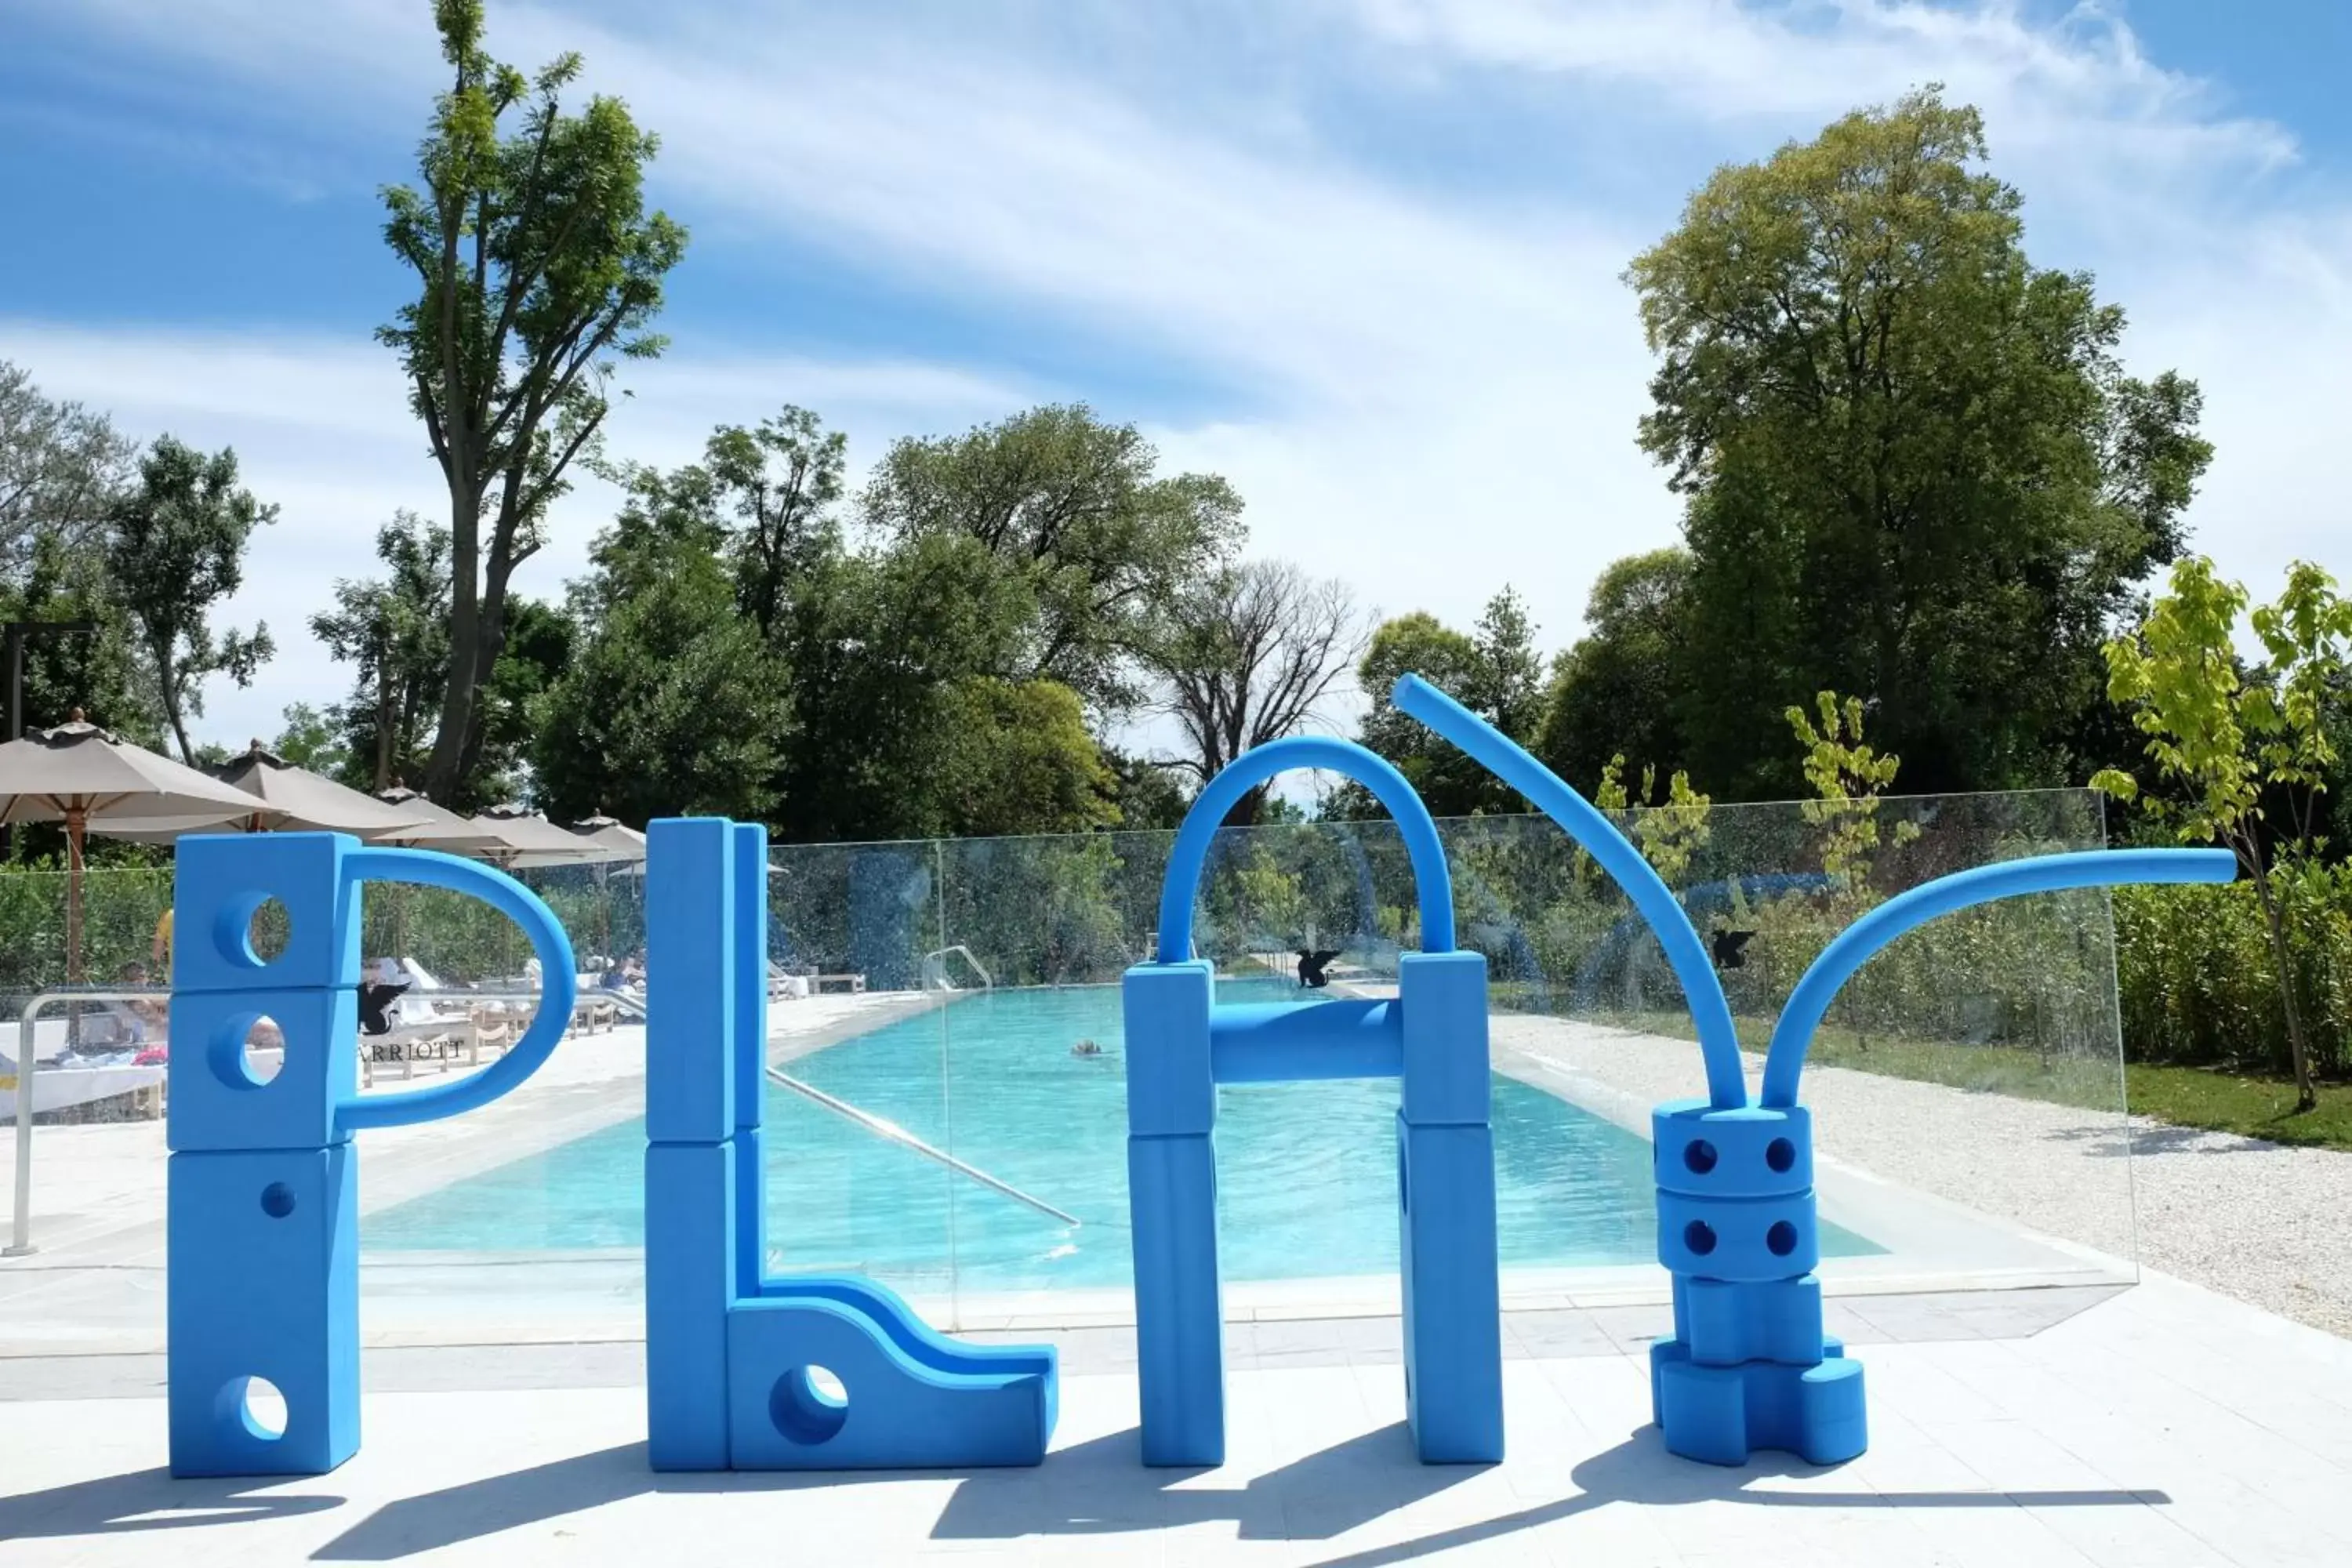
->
[273,702,353,778]
[935,677,1118,838]
[1347,589,1543,818]
[1139,557,1362,824]
[103,436,276,762]
[1104,748,1192,830]
[1592,753,1714,887]
[2,359,134,581]
[311,514,453,792]
[1538,548,1692,793]
[1631,88,2211,797]
[379,0,687,801]
[861,405,1243,711]
[2095,557,2352,1110]
[1787,691,1917,888]
[0,536,154,744]
[531,528,787,825]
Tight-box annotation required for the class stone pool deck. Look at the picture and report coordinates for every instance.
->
[4,1270,2349,1566]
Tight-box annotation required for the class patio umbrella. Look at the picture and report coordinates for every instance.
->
[563,812,647,957]
[470,802,627,871]
[94,741,435,841]
[370,785,514,856]
[0,711,263,982]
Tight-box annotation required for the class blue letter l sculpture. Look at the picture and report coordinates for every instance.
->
[1389,674,2235,1467]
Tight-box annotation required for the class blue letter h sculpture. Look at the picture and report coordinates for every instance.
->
[642,818,1057,1470]
[1123,736,1504,1467]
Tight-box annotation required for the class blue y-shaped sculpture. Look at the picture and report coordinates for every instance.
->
[1389,674,2235,1466]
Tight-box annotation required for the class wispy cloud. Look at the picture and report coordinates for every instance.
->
[13,0,2352,758]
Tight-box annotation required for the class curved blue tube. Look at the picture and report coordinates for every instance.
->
[1156,735,1454,962]
[1389,673,1748,1111]
[333,846,579,1133]
[1759,847,2236,1108]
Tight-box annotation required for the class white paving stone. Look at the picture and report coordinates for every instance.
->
[1,1269,2345,1566]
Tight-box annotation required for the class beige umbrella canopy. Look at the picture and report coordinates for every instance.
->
[470,802,629,870]
[370,785,514,856]
[564,812,648,861]
[96,741,435,842]
[0,711,263,981]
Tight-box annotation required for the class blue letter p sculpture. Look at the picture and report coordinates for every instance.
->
[1124,737,1503,1467]
[166,832,579,1476]
[1386,674,2237,1468]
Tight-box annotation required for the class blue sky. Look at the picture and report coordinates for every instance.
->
[3,0,2348,754]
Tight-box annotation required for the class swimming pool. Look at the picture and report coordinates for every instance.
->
[364,978,1881,1293]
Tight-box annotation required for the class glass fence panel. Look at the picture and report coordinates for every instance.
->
[1,787,2136,1358]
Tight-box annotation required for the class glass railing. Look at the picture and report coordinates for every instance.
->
[0,788,2136,1357]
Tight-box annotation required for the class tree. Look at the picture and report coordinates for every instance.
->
[708,407,846,641]
[379,0,687,801]
[531,527,788,826]
[2095,557,2352,1111]
[311,514,453,792]
[1538,548,1693,793]
[862,405,1243,711]
[935,677,1119,839]
[1631,88,2212,797]
[1104,749,1192,830]
[2,359,134,580]
[274,702,353,778]
[1346,589,1541,819]
[103,437,276,761]
[1139,558,1363,825]
[1786,691,1917,888]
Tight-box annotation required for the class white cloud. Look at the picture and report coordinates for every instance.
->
[16,0,2352,770]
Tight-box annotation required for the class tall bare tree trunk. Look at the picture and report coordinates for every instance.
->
[425,488,482,801]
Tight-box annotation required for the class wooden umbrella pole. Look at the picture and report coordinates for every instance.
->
[65,805,85,985]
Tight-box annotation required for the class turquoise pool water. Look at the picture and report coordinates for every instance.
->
[364,979,1882,1292]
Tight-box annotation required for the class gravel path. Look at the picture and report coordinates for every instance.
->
[1490,1014,2352,1339]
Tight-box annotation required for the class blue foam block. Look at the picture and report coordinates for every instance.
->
[646,818,736,1144]
[1127,1131,1225,1465]
[1121,961,1217,1137]
[1398,951,1490,1128]
[166,985,358,1153]
[1656,1189,1820,1281]
[645,1141,737,1470]
[1652,1099,1813,1199]
[733,1127,768,1301]
[731,821,769,1134]
[168,1146,358,1475]
[170,832,361,996]
[726,1292,1055,1468]
[1650,1339,1866,1466]
[1397,1116,1504,1463]
[1675,1274,1828,1369]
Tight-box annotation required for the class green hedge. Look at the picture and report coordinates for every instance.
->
[2115,872,2352,1080]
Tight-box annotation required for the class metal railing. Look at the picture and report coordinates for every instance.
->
[5,984,568,1258]
[8,988,167,1257]
[764,1065,1076,1226]
[919,946,994,991]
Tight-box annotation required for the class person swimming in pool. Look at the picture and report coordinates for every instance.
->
[1071,1039,1102,1058]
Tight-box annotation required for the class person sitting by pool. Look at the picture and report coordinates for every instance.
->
[1071,1038,1102,1058]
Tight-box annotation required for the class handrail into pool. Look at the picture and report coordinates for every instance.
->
[920,946,994,990]
[9,987,163,1257]
[763,1064,1079,1228]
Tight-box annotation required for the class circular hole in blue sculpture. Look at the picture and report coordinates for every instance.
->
[239,1015,285,1087]
[246,898,291,964]
[1767,1221,1799,1257]
[769,1365,848,1445]
[1766,1137,1796,1174]
[215,1375,286,1440]
[1682,1139,1718,1175]
[1683,1220,1717,1257]
[260,1182,296,1219]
